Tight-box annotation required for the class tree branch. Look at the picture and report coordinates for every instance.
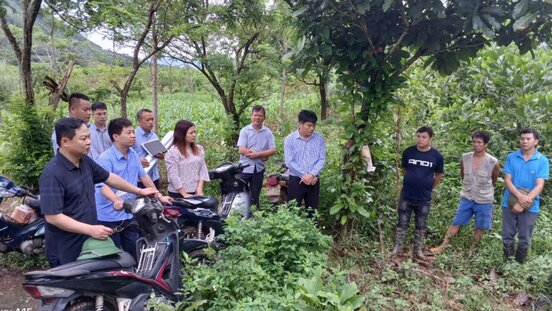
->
[0,16,21,63]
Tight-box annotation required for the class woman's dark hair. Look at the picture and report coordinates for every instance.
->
[173,120,199,157]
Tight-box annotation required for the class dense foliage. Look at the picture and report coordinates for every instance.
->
[154,207,365,310]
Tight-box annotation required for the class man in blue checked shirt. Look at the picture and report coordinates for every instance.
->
[284,110,326,215]
[237,105,276,208]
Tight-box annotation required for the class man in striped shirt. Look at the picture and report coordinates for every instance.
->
[284,110,326,214]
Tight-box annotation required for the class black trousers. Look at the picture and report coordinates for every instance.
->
[241,168,265,207]
[287,175,320,211]
[397,197,431,230]
[137,179,160,190]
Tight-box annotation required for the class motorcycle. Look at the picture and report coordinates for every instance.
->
[0,176,44,254]
[23,196,209,311]
[264,163,289,205]
[163,196,224,257]
[209,162,251,220]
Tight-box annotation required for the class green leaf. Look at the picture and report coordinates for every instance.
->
[329,204,343,215]
[513,13,537,31]
[512,0,529,20]
[383,0,394,12]
[356,0,371,14]
[297,35,306,51]
[357,207,371,218]
[340,214,348,225]
[339,283,359,303]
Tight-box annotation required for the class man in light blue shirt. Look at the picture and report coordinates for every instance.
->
[52,93,91,155]
[502,128,549,264]
[133,109,161,189]
[284,110,326,214]
[89,102,113,160]
[95,117,171,260]
[237,105,276,207]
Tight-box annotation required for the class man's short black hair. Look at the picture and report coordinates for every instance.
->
[298,110,317,124]
[416,126,434,138]
[251,105,266,116]
[136,109,153,121]
[520,128,540,140]
[55,117,85,146]
[68,93,90,110]
[91,102,107,112]
[108,117,134,142]
[471,131,490,144]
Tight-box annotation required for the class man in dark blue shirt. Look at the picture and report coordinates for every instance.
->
[391,126,444,259]
[40,118,159,267]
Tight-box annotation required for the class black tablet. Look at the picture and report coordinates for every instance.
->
[141,139,168,157]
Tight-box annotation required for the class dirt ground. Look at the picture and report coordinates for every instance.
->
[0,268,41,309]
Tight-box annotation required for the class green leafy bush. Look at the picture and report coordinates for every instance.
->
[176,206,334,310]
[0,98,53,188]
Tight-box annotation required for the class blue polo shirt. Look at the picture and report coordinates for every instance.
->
[39,152,110,266]
[237,124,276,174]
[133,126,160,182]
[502,149,549,213]
[95,145,146,221]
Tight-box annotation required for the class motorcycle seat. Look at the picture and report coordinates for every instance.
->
[25,251,136,278]
[172,196,218,210]
[23,197,41,211]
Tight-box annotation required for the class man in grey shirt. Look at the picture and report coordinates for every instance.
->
[237,105,276,207]
[89,102,113,160]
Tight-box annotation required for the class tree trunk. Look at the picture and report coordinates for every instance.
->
[279,64,286,131]
[319,73,328,120]
[151,14,159,133]
[50,60,75,109]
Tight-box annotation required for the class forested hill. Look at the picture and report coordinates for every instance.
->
[0,0,132,66]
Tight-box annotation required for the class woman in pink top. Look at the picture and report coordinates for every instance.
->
[165,120,210,198]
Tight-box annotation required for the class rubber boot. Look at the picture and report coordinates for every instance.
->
[515,246,528,264]
[412,229,426,259]
[503,242,515,261]
[390,227,406,256]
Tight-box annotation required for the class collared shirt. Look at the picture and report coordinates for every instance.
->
[502,149,549,213]
[284,130,326,178]
[89,123,113,160]
[95,145,145,222]
[166,145,210,193]
[237,124,276,174]
[39,152,110,266]
[133,126,160,182]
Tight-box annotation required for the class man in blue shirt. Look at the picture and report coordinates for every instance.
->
[391,126,444,260]
[237,105,276,207]
[89,102,113,160]
[502,128,549,264]
[40,118,159,267]
[51,93,92,155]
[133,109,162,189]
[96,118,172,260]
[284,110,326,215]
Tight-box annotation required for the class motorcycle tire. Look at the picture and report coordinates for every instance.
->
[182,225,199,239]
[188,249,211,265]
[66,300,115,311]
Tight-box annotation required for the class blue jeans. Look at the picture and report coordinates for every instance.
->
[397,197,431,230]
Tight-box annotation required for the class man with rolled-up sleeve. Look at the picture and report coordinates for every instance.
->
[284,110,326,215]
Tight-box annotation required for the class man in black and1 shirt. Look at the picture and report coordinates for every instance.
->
[391,126,444,259]
[39,118,159,267]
